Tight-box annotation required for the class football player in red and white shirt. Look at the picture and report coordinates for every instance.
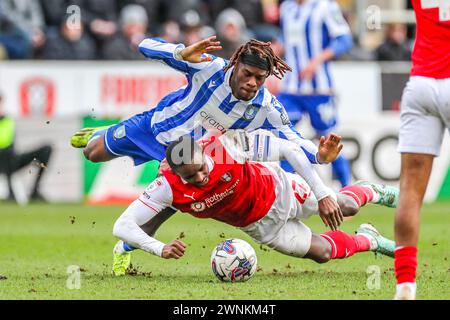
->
[112,130,397,275]
[394,0,450,300]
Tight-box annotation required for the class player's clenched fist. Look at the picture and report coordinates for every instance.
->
[162,240,187,259]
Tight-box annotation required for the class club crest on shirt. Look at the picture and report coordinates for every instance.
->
[220,172,232,182]
[191,202,206,212]
[113,125,126,140]
[243,104,258,121]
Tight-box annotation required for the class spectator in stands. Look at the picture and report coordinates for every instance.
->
[39,0,69,27]
[73,0,119,57]
[165,0,210,26]
[0,45,6,60]
[206,0,279,40]
[0,92,53,202]
[214,8,251,59]
[41,17,96,60]
[118,0,162,33]
[0,0,46,57]
[178,9,206,46]
[102,4,149,60]
[375,23,412,61]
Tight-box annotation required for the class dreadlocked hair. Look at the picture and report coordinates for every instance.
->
[224,39,292,80]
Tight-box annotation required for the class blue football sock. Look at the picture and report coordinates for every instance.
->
[123,242,136,252]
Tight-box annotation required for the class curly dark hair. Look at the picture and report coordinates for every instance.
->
[224,39,292,80]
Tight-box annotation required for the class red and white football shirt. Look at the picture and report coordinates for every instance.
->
[411,0,450,78]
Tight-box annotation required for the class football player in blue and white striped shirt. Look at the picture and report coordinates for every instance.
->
[276,0,353,187]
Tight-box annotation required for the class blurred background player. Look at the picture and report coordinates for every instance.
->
[0,92,53,202]
[394,0,450,300]
[273,0,353,188]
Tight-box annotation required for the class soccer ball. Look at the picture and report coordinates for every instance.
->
[210,238,257,282]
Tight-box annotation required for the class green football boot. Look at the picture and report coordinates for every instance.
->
[70,126,110,148]
[355,180,399,208]
[357,223,395,258]
[112,241,131,276]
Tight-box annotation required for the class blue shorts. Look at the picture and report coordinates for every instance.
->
[277,93,337,135]
[104,110,167,166]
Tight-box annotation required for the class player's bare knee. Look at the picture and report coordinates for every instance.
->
[314,248,332,263]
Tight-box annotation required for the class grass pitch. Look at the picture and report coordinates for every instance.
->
[0,201,449,300]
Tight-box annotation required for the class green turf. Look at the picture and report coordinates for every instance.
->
[0,201,448,300]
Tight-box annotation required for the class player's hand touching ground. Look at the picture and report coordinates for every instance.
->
[318,196,343,231]
[180,36,222,63]
[317,133,343,163]
[162,240,186,259]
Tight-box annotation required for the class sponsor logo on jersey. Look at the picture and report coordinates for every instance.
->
[243,104,258,121]
[113,125,126,140]
[183,192,196,200]
[200,111,226,133]
[188,179,240,212]
[220,172,232,182]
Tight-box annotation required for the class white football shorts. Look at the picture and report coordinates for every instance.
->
[398,76,450,156]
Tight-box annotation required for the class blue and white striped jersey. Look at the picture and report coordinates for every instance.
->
[279,0,351,95]
[138,38,320,164]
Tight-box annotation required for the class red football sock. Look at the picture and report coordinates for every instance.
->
[339,185,375,208]
[320,230,371,259]
[394,246,418,284]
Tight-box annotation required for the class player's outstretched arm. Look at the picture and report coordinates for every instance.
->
[178,36,222,63]
[113,199,168,257]
[113,177,186,258]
